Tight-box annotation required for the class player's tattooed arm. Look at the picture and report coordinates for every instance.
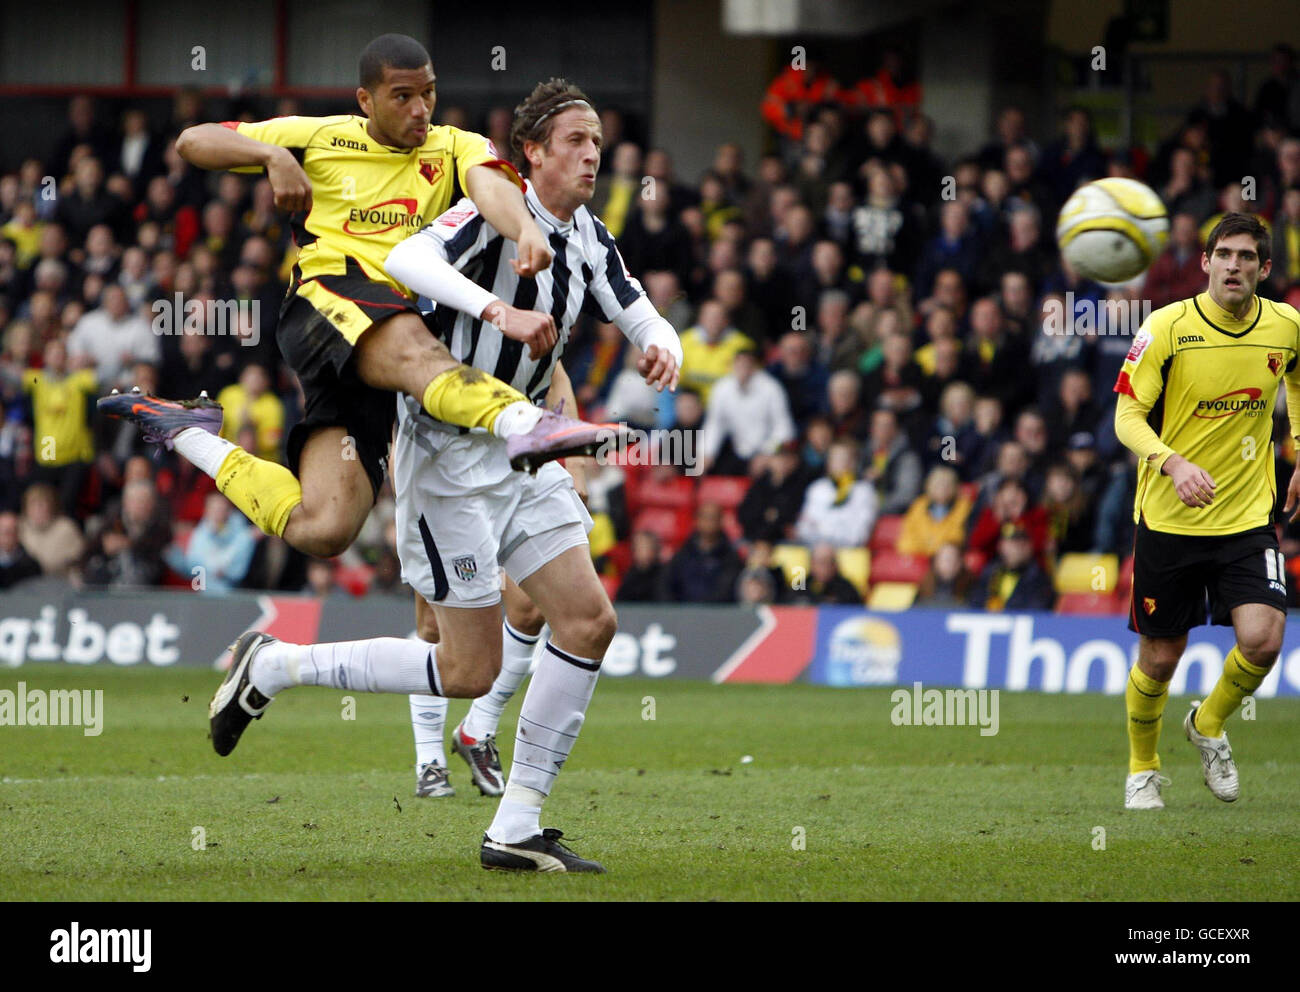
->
[464,165,553,277]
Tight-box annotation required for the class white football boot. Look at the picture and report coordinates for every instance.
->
[1184,702,1239,802]
[1124,770,1170,810]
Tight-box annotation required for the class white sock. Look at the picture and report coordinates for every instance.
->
[491,401,545,439]
[487,639,601,843]
[463,621,539,740]
[409,694,448,768]
[174,426,239,479]
[250,638,440,696]
[489,786,545,844]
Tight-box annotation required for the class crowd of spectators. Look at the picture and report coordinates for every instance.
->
[2,44,1300,615]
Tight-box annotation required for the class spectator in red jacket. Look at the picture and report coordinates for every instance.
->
[967,476,1049,568]
[1144,212,1207,308]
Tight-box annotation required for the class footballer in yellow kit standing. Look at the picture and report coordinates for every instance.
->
[99,34,613,559]
[1114,212,1300,810]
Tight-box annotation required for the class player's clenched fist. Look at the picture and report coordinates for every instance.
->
[483,302,557,360]
[1163,453,1216,508]
[636,343,679,393]
[512,225,554,278]
[266,147,313,213]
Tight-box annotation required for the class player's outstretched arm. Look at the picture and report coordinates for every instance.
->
[385,225,556,359]
[614,297,681,392]
[464,165,552,277]
[175,124,312,211]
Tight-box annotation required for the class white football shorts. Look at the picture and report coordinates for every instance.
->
[393,426,593,609]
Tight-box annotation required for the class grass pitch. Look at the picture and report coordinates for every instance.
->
[1,664,1297,901]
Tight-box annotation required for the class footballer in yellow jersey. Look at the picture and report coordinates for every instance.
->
[221,113,514,315]
[1114,212,1300,811]
[99,34,613,562]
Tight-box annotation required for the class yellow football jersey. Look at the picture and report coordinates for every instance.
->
[1114,292,1300,536]
[225,115,521,296]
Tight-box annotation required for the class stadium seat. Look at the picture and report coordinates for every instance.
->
[630,473,696,514]
[836,547,870,595]
[334,564,374,597]
[1056,591,1124,615]
[633,506,694,550]
[1054,552,1119,594]
[869,549,930,584]
[698,475,751,509]
[868,514,905,553]
[771,543,811,586]
[868,581,918,611]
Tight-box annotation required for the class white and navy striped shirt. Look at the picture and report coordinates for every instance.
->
[387,181,681,489]
[411,182,645,405]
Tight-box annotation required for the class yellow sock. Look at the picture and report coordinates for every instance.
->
[421,366,528,432]
[215,448,303,538]
[1195,646,1270,737]
[1127,663,1169,774]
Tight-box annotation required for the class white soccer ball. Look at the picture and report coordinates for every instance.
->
[1055,177,1169,284]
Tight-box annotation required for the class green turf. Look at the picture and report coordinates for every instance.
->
[1,664,1296,901]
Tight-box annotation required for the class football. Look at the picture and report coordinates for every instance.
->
[1056,177,1170,284]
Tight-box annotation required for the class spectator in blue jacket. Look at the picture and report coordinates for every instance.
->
[165,491,257,594]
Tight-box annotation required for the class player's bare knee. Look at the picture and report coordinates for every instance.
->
[298,518,363,559]
[580,599,617,655]
[461,669,496,699]
[1238,633,1281,668]
[506,598,545,637]
[417,614,440,643]
[1138,636,1184,681]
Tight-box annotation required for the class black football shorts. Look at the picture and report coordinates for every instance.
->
[277,259,427,499]
[1128,520,1287,636]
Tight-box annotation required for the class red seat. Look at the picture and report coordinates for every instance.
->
[334,564,374,597]
[698,475,751,510]
[869,549,930,584]
[869,514,906,553]
[633,507,694,551]
[629,474,696,514]
[1056,591,1124,615]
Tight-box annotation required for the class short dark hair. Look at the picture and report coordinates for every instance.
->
[509,78,593,177]
[1205,211,1271,265]
[358,34,430,91]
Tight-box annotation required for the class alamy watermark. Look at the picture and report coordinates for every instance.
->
[1043,292,1152,336]
[151,293,261,346]
[594,425,701,476]
[0,681,103,736]
[50,922,150,972]
[890,681,999,736]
